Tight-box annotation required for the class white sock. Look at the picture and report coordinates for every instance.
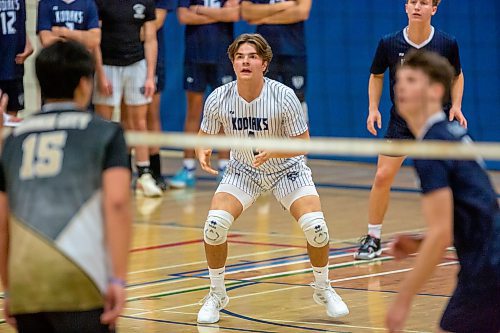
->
[136,161,150,167]
[218,159,229,171]
[368,224,382,239]
[208,267,226,295]
[183,158,196,171]
[312,265,329,288]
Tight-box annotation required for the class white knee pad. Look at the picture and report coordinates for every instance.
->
[299,212,329,247]
[204,210,234,245]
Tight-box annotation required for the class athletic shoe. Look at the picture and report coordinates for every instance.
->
[353,234,382,260]
[154,175,168,192]
[197,291,229,324]
[136,173,162,197]
[311,282,349,318]
[169,167,196,188]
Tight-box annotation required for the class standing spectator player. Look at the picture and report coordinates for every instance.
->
[241,0,311,121]
[0,41,132,333]
[36,0,101,50]
[354,0,467,260]
[385,49,500,333]
[170,0,239,188]
[0,0,33,116]
[195,33,348,324]
[93,0,162,197]
[147,0,177,191]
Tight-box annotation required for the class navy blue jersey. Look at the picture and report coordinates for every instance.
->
[178,0,233,64]
[252,0,306,57]
[371,27,461,119]
[414,114,500,285]
[36,0,99,33]
[156,0,176,65]
[0,0,26,80]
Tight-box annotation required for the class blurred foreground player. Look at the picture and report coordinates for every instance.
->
[195,34,348,324]
[0,41,132,333]
[355,0,467,260]
[385,50,500,333]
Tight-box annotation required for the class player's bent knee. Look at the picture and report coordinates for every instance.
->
[204,210,234,246]
[298,212,329,247]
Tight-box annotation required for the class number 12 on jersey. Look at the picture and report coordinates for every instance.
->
[20,131,68,180]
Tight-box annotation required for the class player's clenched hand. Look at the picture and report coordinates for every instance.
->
[143,78,156,98]
[100,282,126,328]
[449,106,467,128]
[197,148,218,175]
[388,234,422,260]
[97,73,113,96]
[366,109,382,136]
[253,150,271,168]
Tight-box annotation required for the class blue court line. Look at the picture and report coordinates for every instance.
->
[121,315,279,333]
[127,245,363,288]
[221,309,351,333]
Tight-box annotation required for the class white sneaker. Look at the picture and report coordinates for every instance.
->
[311,282,349,318]
[197,291,229,324]
[136,173,162,197]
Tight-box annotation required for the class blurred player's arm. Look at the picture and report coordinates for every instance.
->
[386,188,453,332]
[55,27,101,50]
[100,127,132,325]
[143,20,158,98]
[191,1,240,22]
[366,73,384,136]
[0,192,9,293]
[92,43,112,96]
[245,0,311,25]
[177,7,217,25]
[154,8,168,30]
[240,0,295,21]
[449,72,466,127]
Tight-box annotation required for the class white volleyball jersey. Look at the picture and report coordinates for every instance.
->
[200,77,308,173]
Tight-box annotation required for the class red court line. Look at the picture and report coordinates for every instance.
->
[227,239,307,249]
[131,235,241,253]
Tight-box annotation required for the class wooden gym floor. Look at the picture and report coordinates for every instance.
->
[1,158,499,333]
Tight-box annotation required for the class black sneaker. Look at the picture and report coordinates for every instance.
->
[353,234,382,260]
[154,176,168,192]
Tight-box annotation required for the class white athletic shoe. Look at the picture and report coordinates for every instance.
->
[197,291,229,324]
[136,173,162,198]
[311,282,349,318]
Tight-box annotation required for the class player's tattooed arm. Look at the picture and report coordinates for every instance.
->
[240,0,295,22]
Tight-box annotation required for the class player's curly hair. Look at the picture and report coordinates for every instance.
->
[227,34,273,73]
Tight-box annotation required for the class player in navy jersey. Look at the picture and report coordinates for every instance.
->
[146,0,176,191]
[170,0,239,188]
[241,0,311,120]
[385,50,500,333]
[0,0,33,116]
[36,0,100,50]
[355,0,467,260]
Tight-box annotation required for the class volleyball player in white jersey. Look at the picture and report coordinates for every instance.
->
[195,34,348,324]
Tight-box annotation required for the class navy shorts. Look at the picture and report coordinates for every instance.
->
[440,280,500,333]
[155,60,166,93]
[384,112,414,140]
[15,308,114,333]
[266,55,307,102]
[184,61,234,92]
[0,78,24,112]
